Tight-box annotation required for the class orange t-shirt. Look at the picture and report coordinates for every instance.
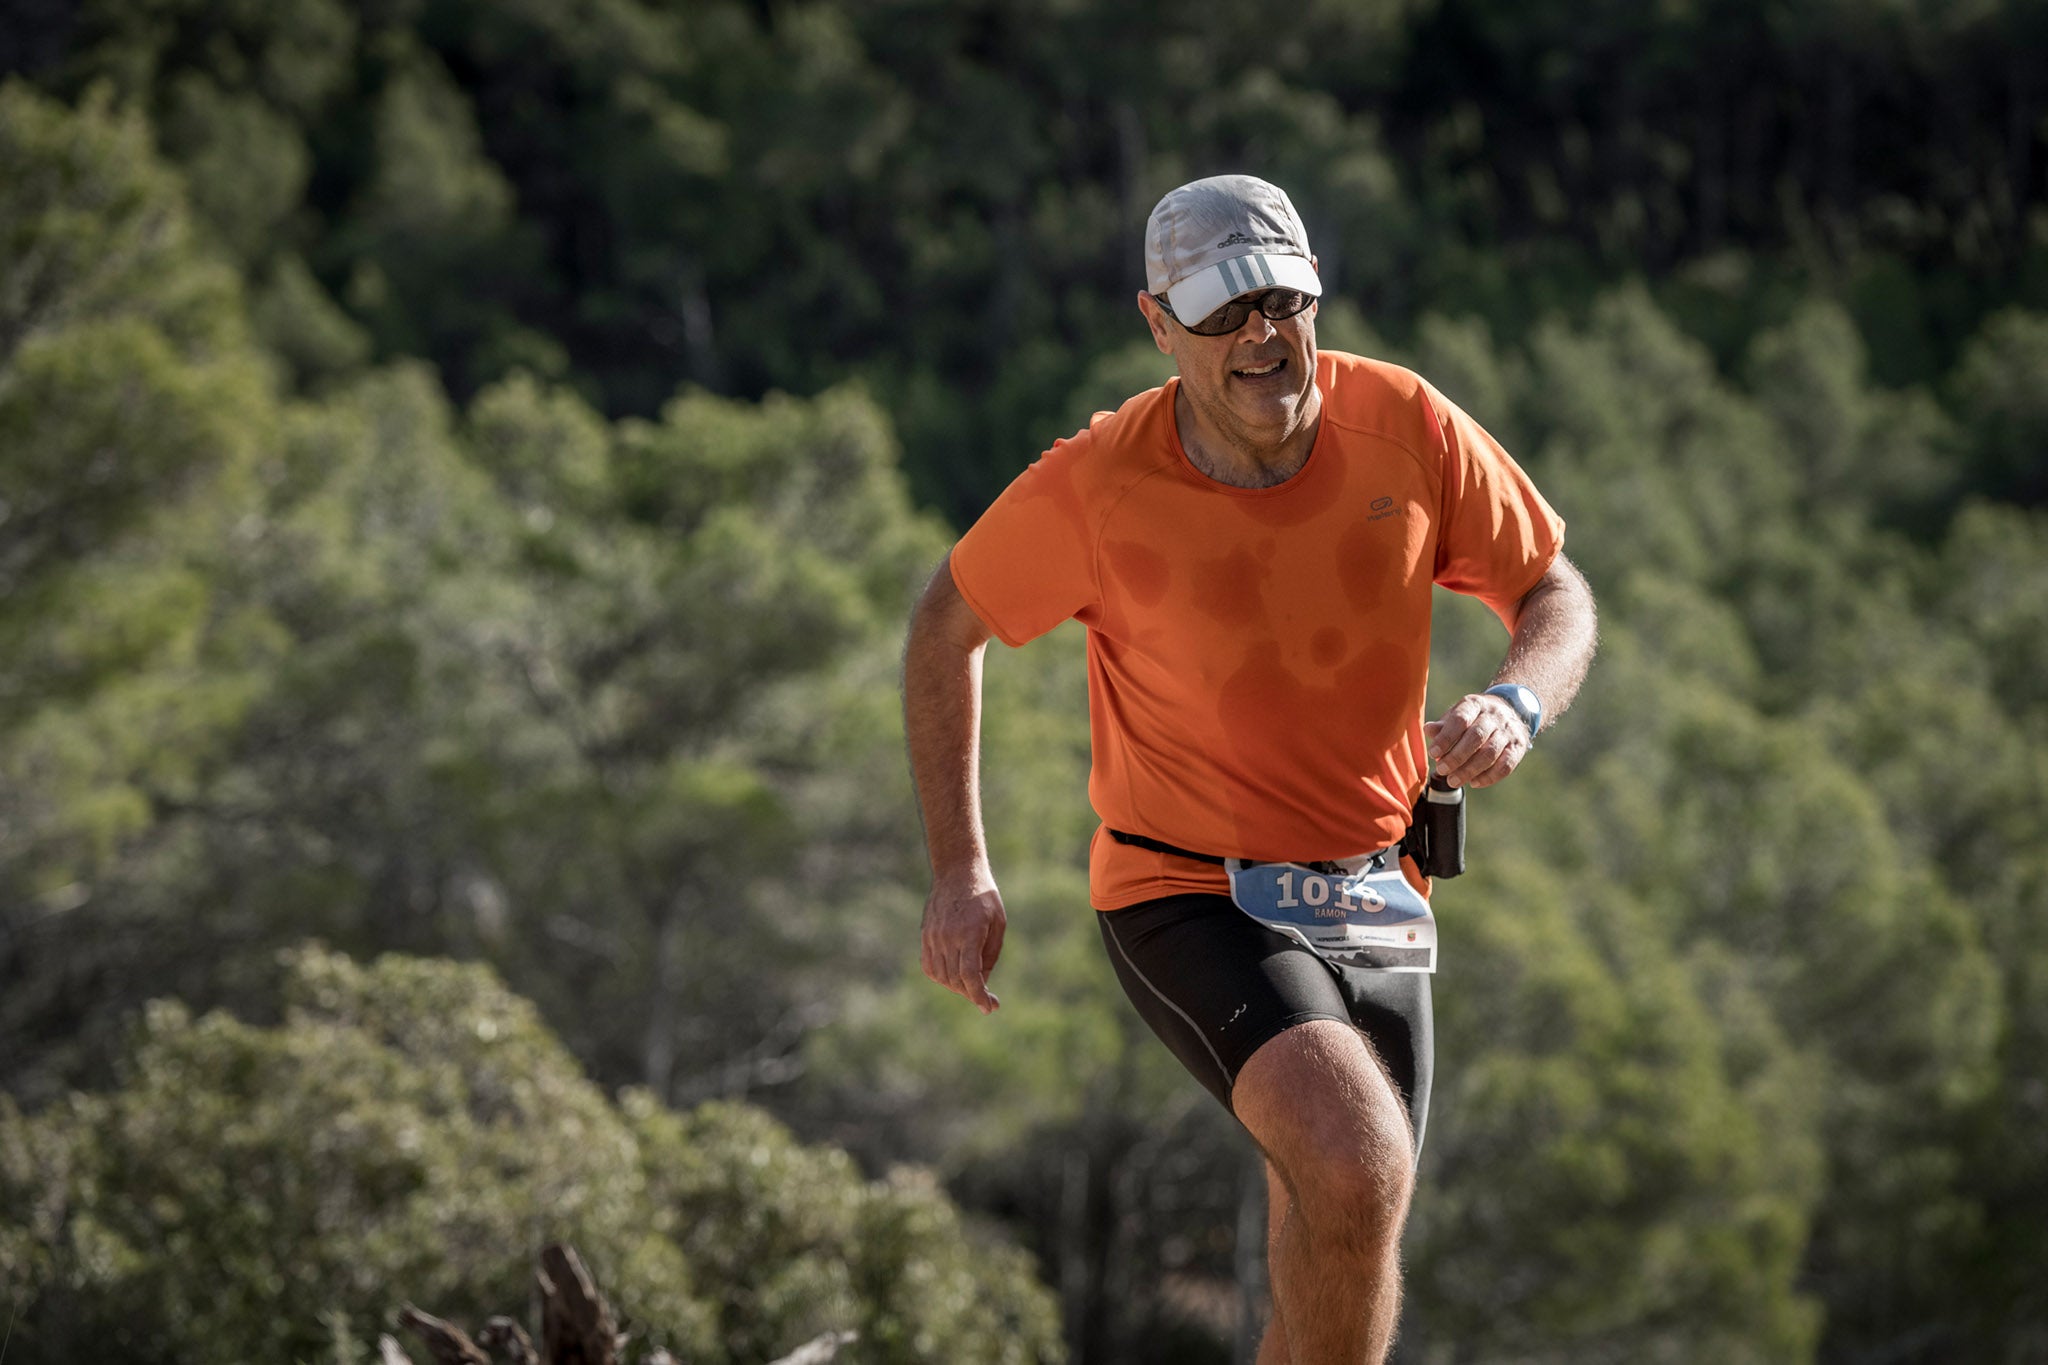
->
[950,350,1564,911]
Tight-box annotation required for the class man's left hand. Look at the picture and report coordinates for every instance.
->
[1423,694,1531,789]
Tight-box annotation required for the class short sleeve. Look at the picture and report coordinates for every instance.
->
[949,430,1103,646]
[1423,380,1565,627]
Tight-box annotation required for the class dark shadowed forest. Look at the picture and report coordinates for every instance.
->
[2,2,2046,1362]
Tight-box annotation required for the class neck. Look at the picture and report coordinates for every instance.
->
[1174,384,1323,489]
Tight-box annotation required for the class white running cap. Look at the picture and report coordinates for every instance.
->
[1144,174,1321,325]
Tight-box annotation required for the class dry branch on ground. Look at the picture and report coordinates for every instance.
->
[379,1243,855,1365]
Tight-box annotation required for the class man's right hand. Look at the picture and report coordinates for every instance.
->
[921,871,1007,1014]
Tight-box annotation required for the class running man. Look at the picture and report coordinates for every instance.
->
[903,174,1598,1363]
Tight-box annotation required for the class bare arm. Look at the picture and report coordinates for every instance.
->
[1426,553,1599,789]
[902,552,1006,1013]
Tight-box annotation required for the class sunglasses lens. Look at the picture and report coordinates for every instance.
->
[1185,289,1311,335]
[1263,290,1311,319]
[1187,303,1250,335]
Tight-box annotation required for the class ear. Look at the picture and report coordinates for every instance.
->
[1136,291,1176,356]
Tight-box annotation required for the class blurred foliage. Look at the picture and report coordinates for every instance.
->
[1,7,2047,1365]
[0,946,1064,1364]
[6,0,2046,520]
[0,81,949,1114]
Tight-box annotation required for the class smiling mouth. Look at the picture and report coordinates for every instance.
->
[1232,358,1286,379]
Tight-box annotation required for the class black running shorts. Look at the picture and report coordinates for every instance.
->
[1098,892,1433,1153]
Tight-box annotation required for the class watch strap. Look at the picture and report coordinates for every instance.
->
[1484,683,1543,739]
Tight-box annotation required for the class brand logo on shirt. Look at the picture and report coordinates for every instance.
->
[1369,496,1401,523]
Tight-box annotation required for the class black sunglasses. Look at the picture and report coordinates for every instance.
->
[1154,287,1315,337]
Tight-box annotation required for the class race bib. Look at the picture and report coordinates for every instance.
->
[1224,855,1437,973]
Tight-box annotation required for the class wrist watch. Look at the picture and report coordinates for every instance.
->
[1484,683,1543,740]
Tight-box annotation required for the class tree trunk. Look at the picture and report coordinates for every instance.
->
[1059,1142,1093,1355]
[642,905,688,1101]
[1232,1148,1269,1365]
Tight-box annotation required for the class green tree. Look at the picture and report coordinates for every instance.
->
[0,77,955,1129]
[0,946,1064,1364]
[1951,308,2048,506]
[0,80,287,1093]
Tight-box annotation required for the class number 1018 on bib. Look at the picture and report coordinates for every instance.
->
[1223,859,1438,973]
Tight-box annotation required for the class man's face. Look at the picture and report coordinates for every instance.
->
[1139,279,1320,452]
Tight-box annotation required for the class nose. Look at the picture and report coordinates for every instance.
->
[1233,308,1277,342]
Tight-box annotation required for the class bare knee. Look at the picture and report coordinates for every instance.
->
[1236,1021,1415,1255]
[1273,1113,1411,1255]
[1296,1141,1412,1255]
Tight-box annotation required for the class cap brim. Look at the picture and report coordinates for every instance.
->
[1164,253,1321,325]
